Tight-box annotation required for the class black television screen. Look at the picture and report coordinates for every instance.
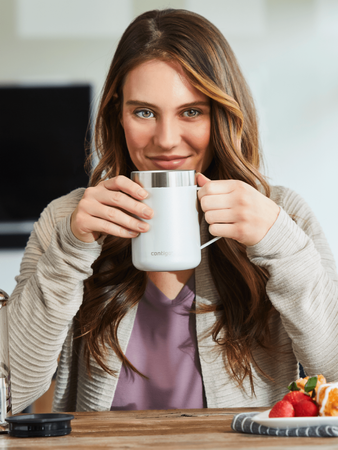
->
[0,84,91,247]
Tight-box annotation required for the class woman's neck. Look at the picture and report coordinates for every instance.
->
[147,269,194,300]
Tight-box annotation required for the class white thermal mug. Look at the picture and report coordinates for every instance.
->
[131,170,220,271]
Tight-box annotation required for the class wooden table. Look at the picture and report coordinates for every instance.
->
[0,408,337,449]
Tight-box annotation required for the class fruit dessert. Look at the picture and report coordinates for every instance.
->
[316,383,338,416]
[269,375,328,418]
[295,374,326,393]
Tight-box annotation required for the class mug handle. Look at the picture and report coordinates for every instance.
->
[200,236,221,250]
[197,186,222,250]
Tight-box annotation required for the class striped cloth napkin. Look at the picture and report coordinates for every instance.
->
[231,412,338,437]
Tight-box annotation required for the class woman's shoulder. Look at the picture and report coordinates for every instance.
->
[44,187,86,220]
[32,188,86,248]
[269,185,301,209]
[269,185,311,215]
[269,185,323,239]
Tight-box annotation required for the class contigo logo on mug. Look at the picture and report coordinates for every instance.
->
[151,251,173,257]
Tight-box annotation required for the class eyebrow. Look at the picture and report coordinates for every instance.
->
[125,100,210,109]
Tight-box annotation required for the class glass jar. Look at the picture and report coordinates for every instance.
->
[0,289,11,432]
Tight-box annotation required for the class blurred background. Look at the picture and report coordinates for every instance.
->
[1,0,338,296]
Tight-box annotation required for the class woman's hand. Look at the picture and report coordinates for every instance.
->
[70,176,154,243]
[197,173,280,247]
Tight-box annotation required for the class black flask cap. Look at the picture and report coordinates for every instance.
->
[6,413,74,438]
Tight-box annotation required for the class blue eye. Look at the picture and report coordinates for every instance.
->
[135,110,154,119]
[183,109,200,118]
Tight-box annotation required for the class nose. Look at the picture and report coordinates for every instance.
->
[153,117,181,150]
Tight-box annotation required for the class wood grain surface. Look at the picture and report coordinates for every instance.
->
[1,408,338,449]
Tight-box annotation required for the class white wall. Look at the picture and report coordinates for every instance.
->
[1,0,337,295]
[187,0,338,263]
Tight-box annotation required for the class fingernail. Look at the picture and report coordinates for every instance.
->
[142,207,153,219]
[137,189,148,199]
[138,222,148,231]
[129,231,139,237]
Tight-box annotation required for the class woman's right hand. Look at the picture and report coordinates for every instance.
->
[70,176,153,243]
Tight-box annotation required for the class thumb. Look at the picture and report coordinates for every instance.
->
[196,172,210,187]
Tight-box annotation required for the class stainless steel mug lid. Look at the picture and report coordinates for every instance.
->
[131,170,196,188]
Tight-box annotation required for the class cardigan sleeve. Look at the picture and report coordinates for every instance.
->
[246,186,338,381]
[8,189,104,414]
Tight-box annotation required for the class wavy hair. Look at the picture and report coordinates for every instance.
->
[79,9,275,392]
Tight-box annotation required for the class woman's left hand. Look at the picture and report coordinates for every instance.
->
[197,173,280,247]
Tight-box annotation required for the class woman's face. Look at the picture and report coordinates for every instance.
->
[121,59,212,172]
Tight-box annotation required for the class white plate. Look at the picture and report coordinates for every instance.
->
[252,409,338,429]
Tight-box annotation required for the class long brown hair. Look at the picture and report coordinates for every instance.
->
[80,9,275,391]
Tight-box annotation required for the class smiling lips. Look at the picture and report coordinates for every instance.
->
[148,155,190,170]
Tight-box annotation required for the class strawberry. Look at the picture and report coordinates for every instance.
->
[283,391,312,407]
[269,400,295,418]
[294,400,319,417]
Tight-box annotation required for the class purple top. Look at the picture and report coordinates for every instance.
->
[111,275,206,410]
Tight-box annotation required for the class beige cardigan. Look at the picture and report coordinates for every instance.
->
[8,185,338,414]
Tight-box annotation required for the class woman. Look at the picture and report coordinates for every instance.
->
[9,9,338,414]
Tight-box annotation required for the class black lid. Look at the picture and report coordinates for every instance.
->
[6,413,74,438]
